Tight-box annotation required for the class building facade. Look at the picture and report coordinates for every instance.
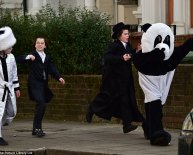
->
[0,0,193,35]
[133,0,193,34]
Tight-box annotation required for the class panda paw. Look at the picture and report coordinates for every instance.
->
[150,130,171,146]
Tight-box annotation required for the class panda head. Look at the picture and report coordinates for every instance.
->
[141,23,174,60]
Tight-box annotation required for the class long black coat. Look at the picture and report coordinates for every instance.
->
[90,40,144,123]
[17,51,61,103]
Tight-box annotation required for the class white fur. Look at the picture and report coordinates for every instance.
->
[141,23,174,60]
[0,26,16,51]
[139,70,175,105]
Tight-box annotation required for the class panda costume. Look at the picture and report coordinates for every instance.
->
[132,23,193,146]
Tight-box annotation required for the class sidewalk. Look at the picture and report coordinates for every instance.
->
[0,120,180,155]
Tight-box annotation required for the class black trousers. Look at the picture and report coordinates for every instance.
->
[33,102,46,129]
[145,100,163,137]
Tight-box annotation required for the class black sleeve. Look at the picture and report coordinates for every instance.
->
[104,53,123,65]
[132,48,165,70]
[104,43,125,65]
[15,55,29,63]
[167,38,193,70]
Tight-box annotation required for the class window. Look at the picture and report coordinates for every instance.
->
[117,0,137,5]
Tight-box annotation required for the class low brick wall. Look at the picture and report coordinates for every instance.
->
[16,65,193,129]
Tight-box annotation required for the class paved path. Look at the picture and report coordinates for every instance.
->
[0,120,180,155]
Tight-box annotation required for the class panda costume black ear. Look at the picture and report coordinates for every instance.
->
[142,23,152,32]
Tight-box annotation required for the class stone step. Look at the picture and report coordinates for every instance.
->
[1,0,23,9]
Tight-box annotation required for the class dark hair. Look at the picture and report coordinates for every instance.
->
[32,36,48,51]
[116,29,129,39]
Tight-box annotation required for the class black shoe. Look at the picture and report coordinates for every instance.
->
[0,137,8,145]
[32,129,46,137]
[123,124,138,133]
[86,108,94,123]
[150,130,171,146]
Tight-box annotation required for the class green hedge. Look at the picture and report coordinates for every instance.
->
[0,5,112,74]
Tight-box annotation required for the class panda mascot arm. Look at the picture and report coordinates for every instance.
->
[132,48,165,75]
[166,38,193,71]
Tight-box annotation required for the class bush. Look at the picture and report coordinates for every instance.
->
[0,5,112,74]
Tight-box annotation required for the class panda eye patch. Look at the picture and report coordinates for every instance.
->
[154,35,162,48]
[163,35,170,48]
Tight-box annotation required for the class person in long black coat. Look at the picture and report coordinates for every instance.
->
[86,22,144,133]
[17,37,65,137]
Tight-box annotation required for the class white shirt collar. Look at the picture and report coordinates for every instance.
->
[37,50,45,55]
[36,50,46,62]
[121,41,127,48]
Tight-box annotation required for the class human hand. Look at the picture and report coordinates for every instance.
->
[136,43,142,52]
[59,78,65,85]
[28,54,35,61]
[123,54,131,61]
[15,90,20,98]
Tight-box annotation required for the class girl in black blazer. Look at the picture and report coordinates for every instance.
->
[17,37,65,137]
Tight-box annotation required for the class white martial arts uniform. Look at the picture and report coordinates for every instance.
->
[0,53,19,137]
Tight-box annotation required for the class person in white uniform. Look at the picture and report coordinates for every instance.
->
[0,26,20,145]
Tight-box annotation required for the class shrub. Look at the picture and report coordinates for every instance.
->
[0,5,112,74]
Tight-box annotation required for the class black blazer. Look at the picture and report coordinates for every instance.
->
[17,51,61,103]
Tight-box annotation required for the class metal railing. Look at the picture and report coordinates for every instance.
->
[110,24,177,35]
[129,24,176,35]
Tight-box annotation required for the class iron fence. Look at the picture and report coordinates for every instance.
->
[110,24,177,35]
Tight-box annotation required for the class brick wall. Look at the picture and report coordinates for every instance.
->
[16,65,193,129]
